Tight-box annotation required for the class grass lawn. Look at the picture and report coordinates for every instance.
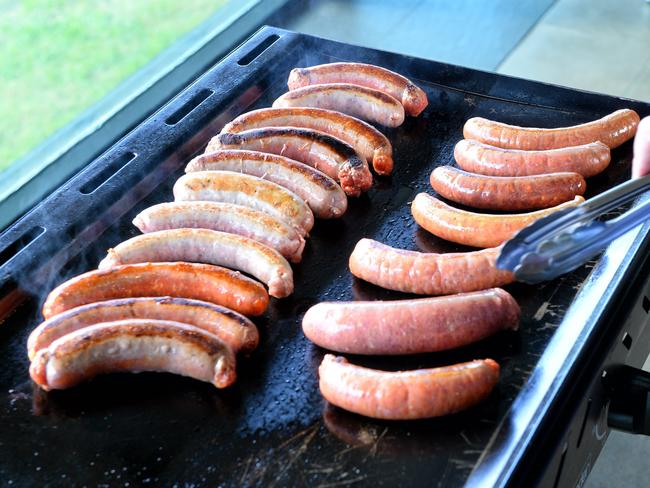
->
[0,0,226,171]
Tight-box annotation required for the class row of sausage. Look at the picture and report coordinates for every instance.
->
[27,62,428,391]
[304,108,641,420]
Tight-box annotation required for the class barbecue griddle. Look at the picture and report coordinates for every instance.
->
[1,27,650,487]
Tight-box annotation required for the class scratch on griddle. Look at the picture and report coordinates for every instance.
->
[269,424,319,488]
[316,475,369,487]
[277,424,319,450]
[305,464,336,475]
[533,301,549,321]
[239,455,253,486]
[361,427,387,462]
[537,321,559,332]
[459,430,475,447]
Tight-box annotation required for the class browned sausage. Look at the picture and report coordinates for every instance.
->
[30,320,237,390]
[454,139,611,177]
[412,193,584,248]
[348,238,514,295]
[185,150,347,219]
[221,108,394,175]
[430,166,586,211]
[133,202,305,263]
[287,62,428,116]
[302,288,519,355]
[463,109,640,150]
[274,83,405,128]
[173,170,314,236]
[318,355,500,420]
[42,262,269,319]
[98,229,294,299]
[207,128,372,197]
[28,297,259,360]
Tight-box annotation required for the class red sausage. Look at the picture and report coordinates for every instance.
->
[454,139,611,177]
[274,83,405,128]
[287,62,428,116]
[463,109,640,150]
[411,193,585,248]
[221,108,394,175]
[429,166,586,211]
[42,262,269,319]
[319,355,500,420]
[30,320,237,390]
[302,288,519,355]
[348,238,514,295]
[28,297,259,360]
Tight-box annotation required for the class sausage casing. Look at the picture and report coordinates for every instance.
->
[348,238,514,295]
[303,288,519,355]
[98,229,294,299]
[185,150,347,219]
[463,109,640,150]
[319,355,500,420]
[412,193,584,248]
[42,262,269,318]
[28,297,259,360]
[133,201,305,263]
[287,62,428,116]
[30,320,238,390]
[454,139,611,177]
[207,128,372,197]
[430,166,586,211]
[220,107,394,175]
[173,170,314,236]
[274,83,405,128]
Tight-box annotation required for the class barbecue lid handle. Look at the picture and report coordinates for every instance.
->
[603,365,650,435]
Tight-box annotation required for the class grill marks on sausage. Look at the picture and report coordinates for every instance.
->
[220,107,394,175]
[429,166,586,211]
[30,320,238,390]
[133,201,305,263]
[186,149,347,219]
[173,170,314,236]
[98,229,294,299]
[318,355,500,419]
[412,193,585,248]
[207,128,372,197]
[28,297,259,360]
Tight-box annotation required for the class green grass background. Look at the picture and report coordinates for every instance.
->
[0,0,226,171]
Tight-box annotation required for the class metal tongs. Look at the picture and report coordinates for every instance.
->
[497,174,650,283]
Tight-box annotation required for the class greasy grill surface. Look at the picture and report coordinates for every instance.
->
[1,27,649,487]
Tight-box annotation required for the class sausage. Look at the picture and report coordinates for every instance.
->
[220,107,394,175]
[429,166,586,211]
[42,262,269,319]
[348,238,514,295]
[273,83,405,128]
[302,288,519,355]
[28,297,259,360]
[133,201,305,263]
[412,193,584,248]
[454,139,611,178]
[463,109,640,150]
[318,355,500,420]
[185,150,347,219]
[287,62,428,117]
[29,320,237,390]
[98,229,293,299]
[173,170,314,236]
[206,128,372,197]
